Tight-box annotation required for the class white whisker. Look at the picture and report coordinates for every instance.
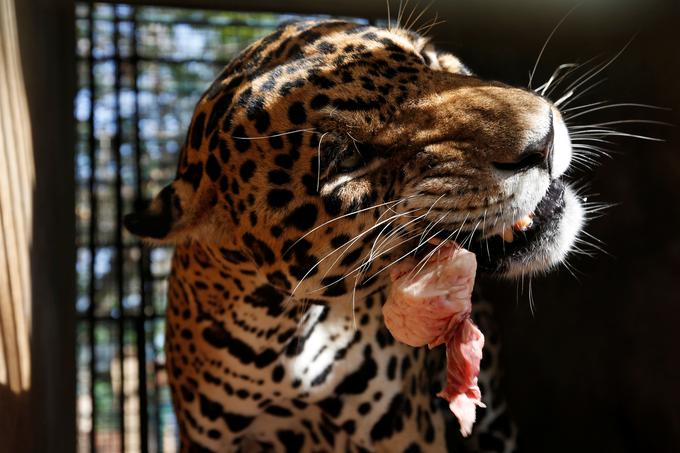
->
[528,3,580,89]
[570,119,672,128]
[554,90,574,107]
[565,102,669,121]
[537,63,578,95]
[284,196,416,255]
[291,206,419,297]
[232,128,317,140]
[316,132,329,192]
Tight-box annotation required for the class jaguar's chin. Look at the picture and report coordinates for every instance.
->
[415,178,584,278]
[468,178,584,278]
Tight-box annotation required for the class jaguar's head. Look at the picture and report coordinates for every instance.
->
[125,20,584,296]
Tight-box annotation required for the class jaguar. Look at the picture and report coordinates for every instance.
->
[125,18,585,452]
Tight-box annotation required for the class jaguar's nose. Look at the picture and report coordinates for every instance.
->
[492,117,554,175]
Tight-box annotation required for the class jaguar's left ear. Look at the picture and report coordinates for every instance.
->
[124,178,212,243]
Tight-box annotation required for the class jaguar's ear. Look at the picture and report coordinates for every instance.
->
[124,179,204,243]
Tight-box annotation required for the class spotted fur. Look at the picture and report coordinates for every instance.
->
[123,19,579,452]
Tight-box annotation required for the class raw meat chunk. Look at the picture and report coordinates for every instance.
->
[383,244,485,436]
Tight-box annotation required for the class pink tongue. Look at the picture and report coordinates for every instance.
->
[383,243,485,437]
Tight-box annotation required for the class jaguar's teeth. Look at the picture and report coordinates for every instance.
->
[512,214,534,232]
[501,227,514,243]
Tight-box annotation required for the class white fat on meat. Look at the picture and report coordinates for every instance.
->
[383,243,485,437]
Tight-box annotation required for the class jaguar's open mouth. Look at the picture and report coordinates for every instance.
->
[417,178,584,278]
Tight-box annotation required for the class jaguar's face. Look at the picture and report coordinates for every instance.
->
[343,76,584,279]
[124,20,585,292]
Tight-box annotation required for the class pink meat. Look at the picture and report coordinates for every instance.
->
[383,244,485,437]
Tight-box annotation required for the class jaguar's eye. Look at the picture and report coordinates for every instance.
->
[338,148,363,172]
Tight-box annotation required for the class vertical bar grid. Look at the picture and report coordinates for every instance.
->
[130,6,150,452]
[75,4,367,451]
[86,4,97,452]
[112,7,126,452]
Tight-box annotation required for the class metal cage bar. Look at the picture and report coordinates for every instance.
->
[112,8,127,451]
[86,4,98,451]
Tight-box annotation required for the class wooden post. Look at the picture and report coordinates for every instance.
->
[0,0,35,448]
[0,0,75,451]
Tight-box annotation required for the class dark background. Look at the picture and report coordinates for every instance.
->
[434,1,680,452]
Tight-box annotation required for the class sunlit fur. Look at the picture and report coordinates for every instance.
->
[120,17,623,452]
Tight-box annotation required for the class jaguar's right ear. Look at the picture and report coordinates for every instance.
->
[124,179,200,243]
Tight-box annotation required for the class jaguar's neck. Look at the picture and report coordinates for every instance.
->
[168,239,395,406]
[169,239,389,354]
